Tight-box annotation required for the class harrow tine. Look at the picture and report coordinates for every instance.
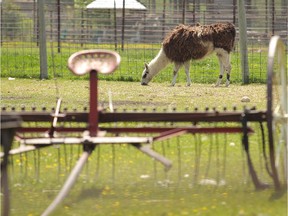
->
[41,150,92,216]
[132,143,172,171]
[49,98,64,137]
[242,110,269,190]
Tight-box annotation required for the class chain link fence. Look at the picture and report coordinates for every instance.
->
[1,0,287,83]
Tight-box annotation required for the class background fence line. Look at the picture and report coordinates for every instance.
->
[1,0,287,83]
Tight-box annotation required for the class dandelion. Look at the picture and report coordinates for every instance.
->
[113,201,120,207]
[181,210,189,215]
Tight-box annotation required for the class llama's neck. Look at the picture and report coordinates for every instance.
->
[148,48,170,77]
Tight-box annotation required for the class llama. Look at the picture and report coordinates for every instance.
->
[141,22,236,86]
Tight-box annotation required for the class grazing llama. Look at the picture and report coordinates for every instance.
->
[141,22,236,86]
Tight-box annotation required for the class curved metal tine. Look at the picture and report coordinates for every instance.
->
[41,151,91,216]
[68,50,121,76]
[242,110,268,190]
[49,98,62,137]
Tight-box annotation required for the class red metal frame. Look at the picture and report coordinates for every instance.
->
[89,70,98,137]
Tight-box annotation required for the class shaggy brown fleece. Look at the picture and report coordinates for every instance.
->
[162,22,236,63]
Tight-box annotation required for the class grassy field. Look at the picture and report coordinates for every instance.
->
[0,42,270,84]
[1,78,268,110]
[1,79,287,216]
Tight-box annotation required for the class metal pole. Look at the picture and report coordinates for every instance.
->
[237,0,249,84]
[38,0,48,79]
[89,70,98,137]
[81,10,84,47]
[1,3,3,46]
[114,0,117,50]
[57,0,61,53]
[233,0,236,24]
[182,0,186,24]
[271,0,275,35]
[193,0,196,23]
[265,0,268,35]
[162,0,166,39]
[121,0,125,51]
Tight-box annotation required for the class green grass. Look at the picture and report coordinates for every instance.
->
[1,42,275,84]
[1,79,268,110]
[1,79,287,216]
[8,142,287,216]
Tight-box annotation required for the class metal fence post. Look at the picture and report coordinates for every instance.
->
[38,0,48,79]
[238,0,249,84]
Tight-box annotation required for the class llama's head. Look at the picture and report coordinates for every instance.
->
[141,63,152,85]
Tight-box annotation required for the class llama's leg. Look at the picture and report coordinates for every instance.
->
[215,54,224,87]
[215,50,231,87]
[171,63,182,86]
[224,54,232,87]
[184,61,191,86]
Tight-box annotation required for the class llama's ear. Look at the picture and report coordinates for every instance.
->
[145,63,149,70]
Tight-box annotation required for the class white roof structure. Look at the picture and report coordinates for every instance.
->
[87,0,147,10]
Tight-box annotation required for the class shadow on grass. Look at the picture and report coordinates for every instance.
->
[269,187,287,201]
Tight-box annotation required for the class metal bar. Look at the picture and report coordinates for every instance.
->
[17,128,86,133]
[103,127,254,134]
[41,151,91,216]
[20,136,152,145]
[153,128,188,142]
[49,98,62,137]
[99,111,267,123]
[1,115,22,216]
[132,144,172,170]
[89,70,98,137]
[0,145,37,158]
[16,126,254,135]
[1,111,267,123]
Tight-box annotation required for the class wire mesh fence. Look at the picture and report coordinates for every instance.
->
[1,0,287,83]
